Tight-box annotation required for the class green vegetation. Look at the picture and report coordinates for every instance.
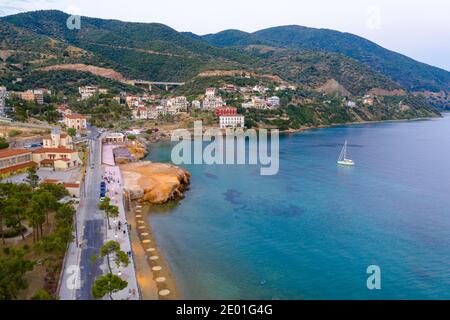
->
[67,128,77,138]
[0,248,35,299]
[92,273,128,300]
[0,137,9,149]
[6,96,60,123]
[3,70,143,96]
[202,25,450,93]
[31,288,55,300]
[24,166,39,189]
[241,94,439,131]
[7,129,22,138]
[0,181,74,299]
[70,96,132,129]
[0,9,447,118]
[91,241,129,300]
[98,197,120,229]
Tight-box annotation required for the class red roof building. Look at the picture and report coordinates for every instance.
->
[215,106,237,117]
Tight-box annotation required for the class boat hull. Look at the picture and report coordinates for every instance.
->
[337,160,355,166]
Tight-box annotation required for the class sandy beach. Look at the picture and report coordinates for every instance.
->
[120,161,189,300]
[126,201,181,300]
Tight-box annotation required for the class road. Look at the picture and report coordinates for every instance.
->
[75,126,106,300]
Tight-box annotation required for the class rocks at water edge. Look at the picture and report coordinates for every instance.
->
[120,161,190,204]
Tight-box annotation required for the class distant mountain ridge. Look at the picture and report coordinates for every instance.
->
[200,25,450,93]
[0,10,448,106]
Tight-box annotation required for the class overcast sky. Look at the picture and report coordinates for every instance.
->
[1,0,449,71]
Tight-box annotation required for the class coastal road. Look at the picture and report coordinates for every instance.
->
[76,126,106,300]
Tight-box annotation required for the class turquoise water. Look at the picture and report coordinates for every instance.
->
[146,115,450,300]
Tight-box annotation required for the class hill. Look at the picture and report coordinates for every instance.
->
[201,25,450,93]
[0,10,448,108]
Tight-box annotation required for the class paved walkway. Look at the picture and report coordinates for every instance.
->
[103,165,140,300]
[102,144,118,166]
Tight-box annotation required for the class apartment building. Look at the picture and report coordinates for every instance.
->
[219,115,245,129]
[64,114,87,131]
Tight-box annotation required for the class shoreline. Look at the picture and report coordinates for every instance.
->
[280,115,442,135]
[133,113,443,300]
[143,114,442,143]
[127,200,181,299]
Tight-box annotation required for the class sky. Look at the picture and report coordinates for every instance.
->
[1,0,449,71]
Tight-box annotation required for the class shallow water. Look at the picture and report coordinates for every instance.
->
[146,115,450,299]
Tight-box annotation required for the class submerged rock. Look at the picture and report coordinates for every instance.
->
[120,161,190,204]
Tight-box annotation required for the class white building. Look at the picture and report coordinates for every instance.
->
[203,96,225,110]
[205,88,216,98]
[167,96,188,112]
[241,102,253,109]
[252,85,269,94]
[191,100,201,109]
[267,96,281,108]
[132,107,149,120]
[79,86,105,100]
[147,106,160,119]
[219,115,245,129]
[33,89,44,105]
[254,96,267,108]
[0,86,7,116]
[346,100,356,108]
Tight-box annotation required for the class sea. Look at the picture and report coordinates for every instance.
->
[145,114,450,300]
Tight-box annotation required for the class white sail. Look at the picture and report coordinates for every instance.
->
[337,140,355,166]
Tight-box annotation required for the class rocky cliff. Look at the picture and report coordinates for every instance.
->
[120,161,190,204]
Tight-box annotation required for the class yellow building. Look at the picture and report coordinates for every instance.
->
[43,128,73,149]
[0,149,35,175]
[64,114,87,131]
[32,147,82,170]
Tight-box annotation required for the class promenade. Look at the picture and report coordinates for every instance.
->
[102,144,140,300]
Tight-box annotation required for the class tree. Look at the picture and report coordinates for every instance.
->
[0,249,35,300]
[31,289,54,300]
[24,166,40,189]
[3,198,25,243]
[127,134,136,141]
[33,191,58,225]
[92,273,127,300]
[0,136,9,149]
[0,183,32,243]
[38,183,69,200]
[98,197,119,229]
[35,203,75,255]
[27,192,53,243]
[67,128,77,138]
[94,240,129,273]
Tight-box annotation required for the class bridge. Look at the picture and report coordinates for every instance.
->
[127,80,185,91]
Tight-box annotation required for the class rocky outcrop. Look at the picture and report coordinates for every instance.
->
[120,161,190,204]
[367,88,407,96]
[315,79,351,96]
[39,63,127,82]
[127,145,146,160]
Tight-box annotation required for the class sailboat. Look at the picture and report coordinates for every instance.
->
[337,140,355,166]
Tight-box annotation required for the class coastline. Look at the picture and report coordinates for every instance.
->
[144,114,442,143]
[126,201,181,300]
[133,113,443,300]
[280,115,442,135]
